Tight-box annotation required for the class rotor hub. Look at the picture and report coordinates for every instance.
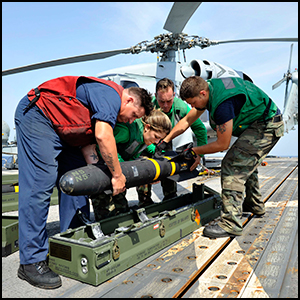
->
[130,33,212,57]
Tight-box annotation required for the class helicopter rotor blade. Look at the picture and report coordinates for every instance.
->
[272,76,287,90]
[283,44,294,107]
[287,43,294,74]
[2,48,132,76]
[163,2,202,34]
[212,37,298,45]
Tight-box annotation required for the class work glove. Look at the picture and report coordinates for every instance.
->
[175,143,198,161]
[182,146,198,160]
[154,140,168,156]
[182,145,200,172]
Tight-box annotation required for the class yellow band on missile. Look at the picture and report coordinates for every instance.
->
[14,186,19,193]
[164,156,176,176]
[146,158,161,181]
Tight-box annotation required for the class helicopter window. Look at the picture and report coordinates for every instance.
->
[120,81,139,88]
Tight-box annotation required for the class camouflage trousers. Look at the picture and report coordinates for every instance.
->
[91,191,128,221]
[218,117,284,235]
[137,178,177,207]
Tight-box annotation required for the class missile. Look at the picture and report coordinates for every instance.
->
[59,152,198,196]
[2,183,19,193]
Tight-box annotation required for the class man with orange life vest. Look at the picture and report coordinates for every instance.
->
[14,75,153,289]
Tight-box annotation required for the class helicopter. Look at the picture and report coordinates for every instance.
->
[272,44,298,133]
[2,2,298,159]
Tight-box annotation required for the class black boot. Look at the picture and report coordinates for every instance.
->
[18,260,62,289]
[137,193,153,208]
[203,224,241,238]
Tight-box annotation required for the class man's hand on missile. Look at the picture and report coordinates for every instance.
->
[190,155,201,171]
[111,173,127,196]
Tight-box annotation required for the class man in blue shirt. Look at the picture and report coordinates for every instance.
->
[15,76,153,289]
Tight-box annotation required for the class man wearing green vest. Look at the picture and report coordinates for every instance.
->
[159,76,284,238]
[138,78,207,206]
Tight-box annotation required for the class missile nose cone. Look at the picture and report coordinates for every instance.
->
[59,174,75,194]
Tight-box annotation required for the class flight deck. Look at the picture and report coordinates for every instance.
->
[2,156,298,298]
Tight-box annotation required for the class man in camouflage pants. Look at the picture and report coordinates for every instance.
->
[158,76,284,238]
[92,190,127,221]
[220,118,283,235]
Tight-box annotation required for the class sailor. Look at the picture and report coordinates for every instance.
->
[138,78,207,206]
[157,76,284,239]
[14,75,153,289]
[81,109,172,220]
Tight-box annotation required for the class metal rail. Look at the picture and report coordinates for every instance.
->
[173,164,298,298]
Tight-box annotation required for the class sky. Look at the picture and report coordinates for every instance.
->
[2,2,298,157]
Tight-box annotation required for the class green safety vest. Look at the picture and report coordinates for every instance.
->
[96,119,146,162]
[114,119,147,161]
[152,96,207,146]
[207,77,278,136]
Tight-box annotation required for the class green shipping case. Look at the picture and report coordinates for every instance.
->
[49,183,221,286]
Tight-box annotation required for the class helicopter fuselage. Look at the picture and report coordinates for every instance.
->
[96,59,251,146]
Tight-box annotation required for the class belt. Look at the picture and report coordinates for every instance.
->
[268,114,282,123]
[257,114,282,124]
